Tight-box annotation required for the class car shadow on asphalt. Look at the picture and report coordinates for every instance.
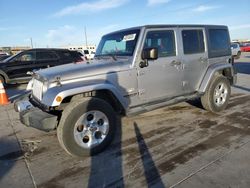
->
[0,138,23,181]
[186,98,204,110]
[134,122,165,188]
[233,85,250,92]
[5,84,27,103]
[87,115,125,188]
[234,62,250,74]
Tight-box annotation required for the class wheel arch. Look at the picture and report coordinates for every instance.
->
[62,89,126,115]
[0,70,9,84]
[199,63,235,93]
[42,82,128,114]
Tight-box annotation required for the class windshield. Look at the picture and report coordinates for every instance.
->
[95,29,140,57]
[3,51,21,63]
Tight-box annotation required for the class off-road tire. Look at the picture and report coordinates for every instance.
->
[57,97,117,157]
[201,75,231,113]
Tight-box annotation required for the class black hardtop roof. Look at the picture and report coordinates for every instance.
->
[26,48,70,52]
[143,24,228,29]
[105,24,228,36]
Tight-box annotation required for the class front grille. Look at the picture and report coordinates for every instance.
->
[32,79,43,100]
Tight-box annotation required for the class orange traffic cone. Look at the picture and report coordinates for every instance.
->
[0,80,9,105]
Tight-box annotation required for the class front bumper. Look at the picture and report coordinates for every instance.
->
[14,96,58,132]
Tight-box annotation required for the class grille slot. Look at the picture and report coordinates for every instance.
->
[32,79,43,100]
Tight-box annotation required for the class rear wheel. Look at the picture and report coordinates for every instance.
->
[57,97,117,157]
[201,75,231,113]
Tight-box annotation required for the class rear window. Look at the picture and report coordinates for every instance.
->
[182,30,205,54]
[209,29,230,51]
[58,50,72,59]
[69,51,82,59]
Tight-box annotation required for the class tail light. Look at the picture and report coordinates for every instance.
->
[74,57,85,64]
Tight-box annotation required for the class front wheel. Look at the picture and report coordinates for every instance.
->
[57,97,117,157]
[201,75,231,113]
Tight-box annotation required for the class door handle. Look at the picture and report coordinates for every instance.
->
[199,57,208,63]
[170,60,181,66]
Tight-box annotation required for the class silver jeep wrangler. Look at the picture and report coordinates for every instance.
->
[15,25,236,157]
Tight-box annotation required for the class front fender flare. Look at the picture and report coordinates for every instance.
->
[41,81,128,110]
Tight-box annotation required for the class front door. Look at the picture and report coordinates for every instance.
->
[6,51,36,79]
[137,28,184,103]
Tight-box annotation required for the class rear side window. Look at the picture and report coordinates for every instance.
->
[144,30,176,57]
[69,51,82,60]
[182,30,205,54]
[209,29,230,51]
[36,51,58,60]
[59,51,72,59]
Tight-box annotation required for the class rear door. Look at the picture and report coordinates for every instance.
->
[180,28,208,93]
[35,51,59,70]
[137,28,184,102]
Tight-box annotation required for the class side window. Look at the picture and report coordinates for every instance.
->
[209,29,229,51]
[182,30,205,54]
[14,51,36,62]
[36,51,58,60]
[144,30,176,57]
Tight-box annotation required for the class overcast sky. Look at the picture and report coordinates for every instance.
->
[0,0,249,47]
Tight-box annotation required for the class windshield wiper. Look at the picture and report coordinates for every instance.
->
[105,54,117,61]
[95,54,117,61]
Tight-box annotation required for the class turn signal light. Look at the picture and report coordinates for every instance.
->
[56,96,62,102]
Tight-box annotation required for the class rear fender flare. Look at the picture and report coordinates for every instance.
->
[199,63,235,93]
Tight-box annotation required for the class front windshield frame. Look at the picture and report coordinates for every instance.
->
[3,51,21,63]
[95,29,140,57]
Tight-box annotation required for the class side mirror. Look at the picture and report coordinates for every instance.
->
[141,48,158,60]
[26,71,34,75]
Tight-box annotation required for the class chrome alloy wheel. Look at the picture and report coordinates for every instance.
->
[213,82,228,107]
[73,110,109,149]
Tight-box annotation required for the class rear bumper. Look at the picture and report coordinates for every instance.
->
[14,97,58,132]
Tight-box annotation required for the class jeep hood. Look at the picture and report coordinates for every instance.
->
[36,59,131,82]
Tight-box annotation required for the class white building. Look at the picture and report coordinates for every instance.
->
[63,45,96,54]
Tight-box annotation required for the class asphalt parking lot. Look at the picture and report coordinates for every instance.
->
[1,53,250,188]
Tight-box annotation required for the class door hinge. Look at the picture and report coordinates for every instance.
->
[182,81,188,87]
[138,89,145,96]
[137,70,145,76]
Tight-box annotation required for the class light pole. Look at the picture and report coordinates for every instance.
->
[30,37,33,48]
[84,26,88,48]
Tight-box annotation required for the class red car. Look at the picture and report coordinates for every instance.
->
[240,43,250,52]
